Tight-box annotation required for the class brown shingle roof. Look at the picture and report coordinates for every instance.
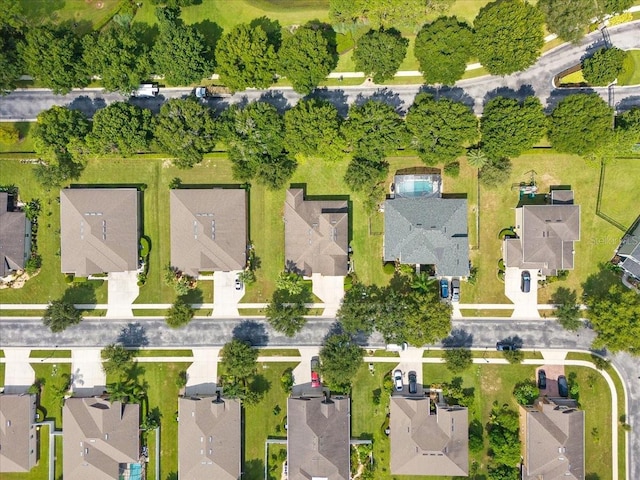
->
[60,189,140,276]
[63,398,139,480]
[0,394,37,472]
[522,398,584,480]
[284,189,349,277]
[287,396,351,480]
[170,189,247,276]
[178,395,241,480]
[0,192,29,277]
[390,397,468,476]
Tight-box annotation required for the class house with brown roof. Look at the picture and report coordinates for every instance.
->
[390,396,468,476]
[60,188,140,276]
[170,189,247,276]
[63,397,140,480]
[521,397,585,480]
[504,190,580,276]
[284,188,349,277]
[287,395,351,480]
[0,191,31,278]
[178,392,241,480]
[0,393,37,472]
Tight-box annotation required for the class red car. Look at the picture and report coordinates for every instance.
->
[311,356,321,388]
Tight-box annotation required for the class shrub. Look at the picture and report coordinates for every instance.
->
[608,12,632,26]
[139,237,150,257]
[280,368,294,393]
[0,125,19,145]
[25,254,42,274]
[443,348,473,373]
[479,158,512,188]
[513,380,538,405]
[444,161,460,178]
[503,349,524,364]
[582,47,627,86]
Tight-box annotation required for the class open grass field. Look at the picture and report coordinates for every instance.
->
[618,50,640,86]
[19,0,121,34]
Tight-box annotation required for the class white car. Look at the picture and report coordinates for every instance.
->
[393,369,403,391]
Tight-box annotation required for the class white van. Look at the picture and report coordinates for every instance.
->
[132,83,159,98]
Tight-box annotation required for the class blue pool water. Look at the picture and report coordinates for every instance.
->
[396,179,434,197]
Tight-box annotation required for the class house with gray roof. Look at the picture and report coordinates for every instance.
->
[390,396,468,476]
[383,197,469,277]
[616,215,640,280]
[63,397,140,480]
[0,393,37,472]
[60,188,140,276]
[0,192,31,278]
[287,395,351,480]
[284,188,349,277]
[178,393,241,480]
[521,397,585,480]
[170,189,247,276]
[504,190,580,276]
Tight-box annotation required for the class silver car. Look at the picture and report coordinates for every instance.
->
[393,369,403,391]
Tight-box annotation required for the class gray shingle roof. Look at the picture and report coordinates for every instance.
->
[178,395,241,480]
[284,189,349,277]
[390,397,468,476]
[0,192,29,277]
[522,398,584,480]
[287,396,351,480]
[63,398,139,480]
[384,198,469,277]
[0,394,37,472]
[60,189,140,276]
[170,189,247,276]
[618,216,640,279]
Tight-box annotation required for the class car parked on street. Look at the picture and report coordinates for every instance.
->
[439,279,449,299]
[496,341,516,351]
[408,371,417,394]
[394,369,403,391]
[558,375,569,397]
[538,369,546,389]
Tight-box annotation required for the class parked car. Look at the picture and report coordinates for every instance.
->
[538,369,547,389]
[311,356,320,388]
[496,341,515,351]
[558,375,569,397]
[393,369,403,391]
[408,371,417,394]
[439,279,449,299]
[131,83,159,97]
[521,270,531,293]
[235,275,242,290]
[451,278,460,302]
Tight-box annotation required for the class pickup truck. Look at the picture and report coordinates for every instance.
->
[131,83,159,98]
[194,85,231,98]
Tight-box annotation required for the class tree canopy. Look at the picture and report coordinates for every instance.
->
[329,0,454,29]
[284,99,344,160]
[551,287,582,331]
[480,96,546,159]
[414,16,473,85]
[278,25,335,94]
[165,298,195,328]
[342,100,406,158]
[406,93,478,165]
[83,24,151,94]
[19,24,88,94]
[33,106,90,157]
[443,348,473,373]
[87,102,153,156]
[0,28,22,95]
[220,339,259,380]
[479,157,512,188]
[43,300,82,332]
[215,23,277,91]
[538,0,597,43]
[101,344,135,377]
[548,93,614,155]
[152,7,213,86]
[353,28,408,83]
[266,290,307,337]
[582,47,628,86]
[319,333,363,391]
[154,98,218,168]
[473,0,544,75]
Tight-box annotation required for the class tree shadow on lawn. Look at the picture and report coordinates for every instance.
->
[581,263,621,300]
[249,16,282,50]
[62,283,97,304]
[192,20,223,62]
[244,459,266,480]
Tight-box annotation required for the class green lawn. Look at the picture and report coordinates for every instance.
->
[0,362,5,385]
[0,123,36,153]
[619,50,640,86]
[20,0,121,34]
[29,350,72,358]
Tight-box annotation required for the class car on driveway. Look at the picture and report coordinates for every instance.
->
[558,375,569,397]
[408,371,417,394]
[451,278,460,302]
[235,275,243,290]
[311,356,320,388]
[393,369,403,391]
[521,270,531,293]
[496,341,516,351]
[439,279,449,299]
[538,369,546,389]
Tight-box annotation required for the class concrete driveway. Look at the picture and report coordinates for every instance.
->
[2,348,34,393]
[185,348,220,396]
[106,271,139,318]
[391,347,425,395]
[504,267,540,318]
[71,348,106,397]
[212,271,245,317]
[311,274,345,317]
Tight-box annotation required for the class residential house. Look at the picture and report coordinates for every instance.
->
[178,392,241,480]
[63,397,140,480]
[504,190,580,276]
[521,397,585,480]
[616,215,640,280]
[0,191,31,278]
[390,396,468,476]
[0,393,37,472]
[384,172,469,277]
[170,189,247,276]
[287,395,351,480]
[284,188,349,277]
[60,188,140,276]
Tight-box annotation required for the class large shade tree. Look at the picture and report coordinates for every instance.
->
[353,28,408,83]
[284,99,344,160]
[342,100,406,158]
[87,102,153,157]
[43,300,82,332]
[538,0,598,43]
[319,333,364,392]
[220,339,259,380]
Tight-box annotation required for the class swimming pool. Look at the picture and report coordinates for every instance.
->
[394,174,441,198]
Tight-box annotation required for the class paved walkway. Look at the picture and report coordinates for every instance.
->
[70,348,106,396]
[2,348,34,393]
[106,271,139,318]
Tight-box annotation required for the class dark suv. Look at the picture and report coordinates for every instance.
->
[521,270,531,293]
[408,371,417,394]
[496,341,515,351]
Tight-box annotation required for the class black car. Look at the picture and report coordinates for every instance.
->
[537,369,547,389]
[558,375,569,397]
[496,341,515,351]
[408,371,417,394]
[521,270,531,293]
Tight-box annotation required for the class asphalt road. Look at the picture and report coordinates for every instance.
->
[1,22,639,121]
